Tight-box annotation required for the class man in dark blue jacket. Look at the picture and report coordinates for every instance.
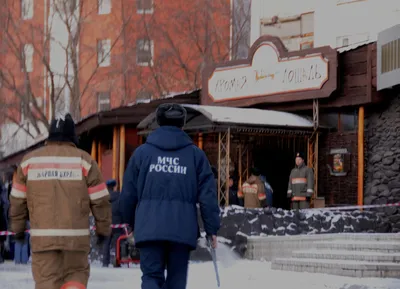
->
[119,103,220,289]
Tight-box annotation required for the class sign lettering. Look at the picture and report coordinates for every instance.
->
[150,156,187,175]
[207,43,329,102]
[28,169,83,181]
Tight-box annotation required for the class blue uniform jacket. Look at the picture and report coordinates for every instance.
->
[119,126,220,249]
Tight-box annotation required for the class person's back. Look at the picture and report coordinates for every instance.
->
[9,114,111,289]
[239,168,267,208]
[120,103,220,289]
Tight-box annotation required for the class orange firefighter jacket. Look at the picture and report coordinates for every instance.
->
[238,175,267,208]
[9,141,111,253]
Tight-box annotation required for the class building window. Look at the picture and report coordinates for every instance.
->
[136,39,153,66]
[300,13,314,36]
[300,41,314,50]
[342,38,349,47]
[21,0,34,20]
[137,0,153,14]
[98,0,111,15]
[98,92,111,111]
[136,91,152,103]
[320,112,358,132]
[21,44,34,72]
[97,39,111,67]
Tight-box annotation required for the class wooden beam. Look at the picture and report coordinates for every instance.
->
[198,133,203,150]
[357,106,365,206]
[97,141,102,169]
[119,125,126,191]
[112,126,119,181]
[91,140,97,161]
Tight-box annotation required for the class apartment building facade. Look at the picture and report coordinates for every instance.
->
[250,0,400,51]
[0,0,231,156]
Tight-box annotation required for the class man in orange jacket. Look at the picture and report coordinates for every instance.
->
[9,114,111,289]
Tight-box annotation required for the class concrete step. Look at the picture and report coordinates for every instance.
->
[271,257,400,278]
[292,249,400,263]
[314,240,400,253]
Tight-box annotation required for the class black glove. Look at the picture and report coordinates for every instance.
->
[96,235,107,247]
[14,232,25,243]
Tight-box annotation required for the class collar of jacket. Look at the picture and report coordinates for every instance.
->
[296,163,305,169]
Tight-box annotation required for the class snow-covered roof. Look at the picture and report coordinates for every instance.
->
[184,104,313,128]
[137,104,314,132]
[337,39,376,53]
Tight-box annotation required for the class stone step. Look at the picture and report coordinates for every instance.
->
[292,249,400,262]
[314,240,400,252]
[271,257,400,278]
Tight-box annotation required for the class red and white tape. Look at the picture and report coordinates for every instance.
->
[307,202,400,211]
[0,224,128,236]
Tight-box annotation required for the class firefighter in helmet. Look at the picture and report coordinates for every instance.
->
[287,152,314,209]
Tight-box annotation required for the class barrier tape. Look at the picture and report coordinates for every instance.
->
[226,202,400,212]
[306,202,400,211]
[0,224,128,236]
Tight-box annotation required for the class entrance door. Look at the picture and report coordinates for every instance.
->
[254,147,293,210]
[253,136,307,210]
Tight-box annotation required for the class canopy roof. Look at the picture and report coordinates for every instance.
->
[137,104,315,135]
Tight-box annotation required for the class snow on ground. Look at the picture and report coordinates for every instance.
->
[1,261,400,289]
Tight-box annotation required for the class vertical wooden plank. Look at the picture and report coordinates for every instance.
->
[91,140,97,161]
[225,128,230,206]
[112,126,119,181]
[198,133,203,150]
[119,125,126,191]
[97,142,102,169]
[367,45,373,102]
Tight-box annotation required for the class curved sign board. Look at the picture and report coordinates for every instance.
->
[202,36,338,106]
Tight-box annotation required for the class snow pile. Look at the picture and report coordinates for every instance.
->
[214,207,388,257]
[88,207,388,262]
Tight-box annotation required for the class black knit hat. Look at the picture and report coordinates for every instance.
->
[48,113,79,146]
[295,152,305,160]
[156,103,187,128]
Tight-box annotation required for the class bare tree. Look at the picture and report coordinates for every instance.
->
[0,0,131,156]
[121,0,251,101]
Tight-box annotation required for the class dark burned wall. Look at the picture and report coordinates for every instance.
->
[365,93,400,209]
[318,131,358,206]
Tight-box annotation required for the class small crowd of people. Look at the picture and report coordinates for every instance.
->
[0,179,31,265]
[212,151,314,210]
[1,103,316,289]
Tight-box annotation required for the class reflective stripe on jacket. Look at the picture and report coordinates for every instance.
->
[287,163,314,198]
[9,141,111,253]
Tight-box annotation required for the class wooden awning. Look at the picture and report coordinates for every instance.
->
[0,90,200,171]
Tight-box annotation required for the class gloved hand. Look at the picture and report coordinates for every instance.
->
[14,232,25,243]
[96,235,107,247]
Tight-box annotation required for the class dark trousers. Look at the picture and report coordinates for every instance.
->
[139,241,191,289]
[102,230,122,266]
[292,200,310,209]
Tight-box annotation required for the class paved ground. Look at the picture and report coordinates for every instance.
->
[1,261,399,289]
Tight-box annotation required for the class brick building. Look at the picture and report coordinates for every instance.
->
[0,0,231,156]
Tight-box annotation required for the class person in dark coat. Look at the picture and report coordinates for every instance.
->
[119,103,220,289]
[102,179,123,267]
[228,176,239,206]
[0,179,9,263]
